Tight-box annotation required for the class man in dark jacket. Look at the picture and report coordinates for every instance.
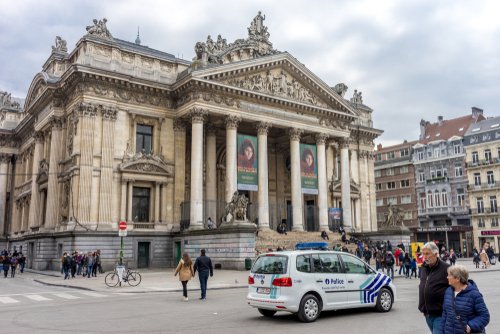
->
[194,249,213,300]
[418,242,450,334]
[363,246,372,264]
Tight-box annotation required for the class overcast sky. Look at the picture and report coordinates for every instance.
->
[1,0,500,146]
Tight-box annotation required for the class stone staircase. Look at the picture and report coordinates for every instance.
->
[256,229,358,253]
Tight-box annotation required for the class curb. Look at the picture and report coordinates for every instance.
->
[33,279,95,291]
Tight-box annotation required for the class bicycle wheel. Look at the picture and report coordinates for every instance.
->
[126,271,142,286]
[105,272,119,287]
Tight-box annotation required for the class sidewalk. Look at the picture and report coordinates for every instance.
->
[29,268,251,294]
[28,257,499,293]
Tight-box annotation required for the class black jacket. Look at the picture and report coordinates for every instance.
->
[418,259,450,316]
[194,255,213,276]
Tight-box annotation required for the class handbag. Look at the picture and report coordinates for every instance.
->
[452,295,485,334]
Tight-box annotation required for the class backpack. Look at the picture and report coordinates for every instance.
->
[385,254,395,266]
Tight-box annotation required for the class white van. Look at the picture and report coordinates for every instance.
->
[247,250,396,322]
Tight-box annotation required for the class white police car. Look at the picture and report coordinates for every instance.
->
[247,250,396,322]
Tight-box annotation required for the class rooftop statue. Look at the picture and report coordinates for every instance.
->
[350,89,363,104]
[86,18,113,39]
[51,36,68,53]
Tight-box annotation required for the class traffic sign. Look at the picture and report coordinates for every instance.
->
[119,229,127,237]
[119,221,127,230]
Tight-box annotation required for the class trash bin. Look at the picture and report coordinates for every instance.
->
[245,258,252,270]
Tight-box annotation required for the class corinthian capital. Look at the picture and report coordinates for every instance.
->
[190,108,208,124]
[50,116,64,130]
[173,119,187,132]
[0,153,12,163]
[289,128,303,141]
[315,133,329,145]
[225,115,241,129]
[101,105,118,121]
[256,122,271,135]
[339,137,351,148]
[32,131,45,143]
[75,102,98,118]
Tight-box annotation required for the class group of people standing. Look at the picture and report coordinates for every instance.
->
[174,249,213,301]
[61,250,103,280]
[472,244,497,269]
[1,249,26,278]
[418,242,490,334]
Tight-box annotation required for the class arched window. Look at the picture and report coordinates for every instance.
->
[427,191,433,208]
[434,190,441,207]
[441,190,448,207]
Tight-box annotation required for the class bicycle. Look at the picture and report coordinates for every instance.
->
[105,266,142,287]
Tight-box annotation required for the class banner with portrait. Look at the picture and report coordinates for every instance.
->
[237,134,258,191]
[300,143,318,194]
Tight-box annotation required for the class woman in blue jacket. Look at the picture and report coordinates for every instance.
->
[440,265,489,334]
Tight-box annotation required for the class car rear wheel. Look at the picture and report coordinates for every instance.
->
[258,308,277,317]
[297,294,321,323]
[375,288,393,312]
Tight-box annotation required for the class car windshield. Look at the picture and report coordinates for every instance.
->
[251,255,288,274]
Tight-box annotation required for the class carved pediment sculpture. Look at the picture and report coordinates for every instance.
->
[194,11,278,65]
[120,149,174,176]
[86,18,113,39]
[220,69,328,108]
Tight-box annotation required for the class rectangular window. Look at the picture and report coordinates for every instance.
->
[474,173,481,186]
[376,154,382,161]
[376,199,384,206]
[400,180,410,188]
[472,151,479,163]
[418,151,424,160]
[454,165,463,177]
[478,218,485,228]
[387,181,396,189]
[492,217,499,227]
[136,124,153,153]
[487,171,495,185]
[386,168,395,176]
[374,170,381,177]
[430,169,436,179]
[441,191,448,206]
[132,187,151,222]
[400,148,410,157]
[477,197,484,213]
[434,192,441,207]
[401,195,412,204]
[485,149,492,162]
[490,196,497,213]
[420,195,426,209]
[453,144,461,154]
[400,166,409,174]
[388,197,397,205]
[457,189,465,207]
[434,147,440,158]
[418,172,425,182]
[387,151,395,159]
[376,183,383,191]
[427,192,433,208]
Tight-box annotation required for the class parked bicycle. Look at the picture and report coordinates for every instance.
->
[105,266,141,287]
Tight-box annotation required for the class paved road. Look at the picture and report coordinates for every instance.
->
[0,270,498,333]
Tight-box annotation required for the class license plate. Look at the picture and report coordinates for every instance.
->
[257,287,271,294]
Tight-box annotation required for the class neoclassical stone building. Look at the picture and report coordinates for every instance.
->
[0,14,381,269]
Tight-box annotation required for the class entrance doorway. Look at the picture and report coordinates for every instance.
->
[175,241,181,265]
[305,200,316,231]
[137,242,150,268]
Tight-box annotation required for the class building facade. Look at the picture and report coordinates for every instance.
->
[374,140,418,232]
[0,14,381,269]
[463,116,500,252]
[412,109,485,254]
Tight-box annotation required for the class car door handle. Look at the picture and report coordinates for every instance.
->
[348,280,354,283]
[316,279,323,283]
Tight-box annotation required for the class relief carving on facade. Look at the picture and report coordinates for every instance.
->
[66,113,78,156]
[0,134,19,148]
[223,69,327,108]
[120,149,174,176]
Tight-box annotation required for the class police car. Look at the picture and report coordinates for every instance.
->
[247,247,396,322]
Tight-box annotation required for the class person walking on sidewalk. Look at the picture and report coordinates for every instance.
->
[174,252,195,301]
[10,255,18,278]
[194,249,213,300]
[2,254,10,278]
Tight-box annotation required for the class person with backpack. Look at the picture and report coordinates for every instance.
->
[410,257,417,279]
[385,250,395,279]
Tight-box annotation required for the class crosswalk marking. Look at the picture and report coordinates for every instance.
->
[0,297,20,304]
[53,293,80,300]
[24,295,52,301]
[79,292,107,298]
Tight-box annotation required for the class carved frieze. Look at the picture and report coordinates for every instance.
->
[120,151,174,176]
[0,134,19,148]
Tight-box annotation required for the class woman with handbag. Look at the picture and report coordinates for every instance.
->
[440,265,489,334]
[174,253,195,301]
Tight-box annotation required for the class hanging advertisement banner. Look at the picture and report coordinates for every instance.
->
[237,134,258,191]
[300,143,318,194]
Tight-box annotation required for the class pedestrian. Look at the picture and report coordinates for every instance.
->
[472,249,480,269]
[403,253,411,278]
[76,252,83,275]
[10,255,18,278]
[62,252,72,280]
[207,217,216,229]
[18,253,26,274]
[418,242,450,334]
[174,252,195,301]
[440,265,490,334]
[96,250,104,274]
[385,250,395,279]
[2,254,10,278]
[479,249,489,269]
[82,252,89,277]
[375,249,382,272]
[449,249,456,266]
[409,257,417,279]
[86,252,94,278]
[321,230,329,241]
[71,252,77,278]
[394,247,401,267]
[193,249,213,300]
[363,246,372,264]
[398,251,406,276]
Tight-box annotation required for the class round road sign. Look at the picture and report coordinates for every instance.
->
[119,221,127,230]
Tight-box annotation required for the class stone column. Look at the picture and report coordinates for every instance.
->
[160,182,167,223]
[98,106,117,224]
[154,181,161,223]
[45,117,63,229]
[173,120,186,225]
[225,115,240,203]
[316,133,329,231]
[28,132,44,228]
[0,154,11,236]
[120,179,127,221]
[340,138,352,230]
[257,122,271,229]
[351,148,359,184]
[189,108,207,229]
[289,128,304,231]
[127,180,134,222]
[205,125,217,223]
[368,152,377,232]
[76,103,97,224]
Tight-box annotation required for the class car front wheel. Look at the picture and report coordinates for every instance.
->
[258,308,277,317]
[375,288,393,312]
[297,294,321,322]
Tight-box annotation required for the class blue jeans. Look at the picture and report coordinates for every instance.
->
[63,267,70,279]
[86,266,92,278]
[199,272,209,299]
[425,315,442,334]
[386,265,394,279]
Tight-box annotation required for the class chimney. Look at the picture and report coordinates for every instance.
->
[472,107,483,119]
[377,143,382,150]
[437,116,444,125]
